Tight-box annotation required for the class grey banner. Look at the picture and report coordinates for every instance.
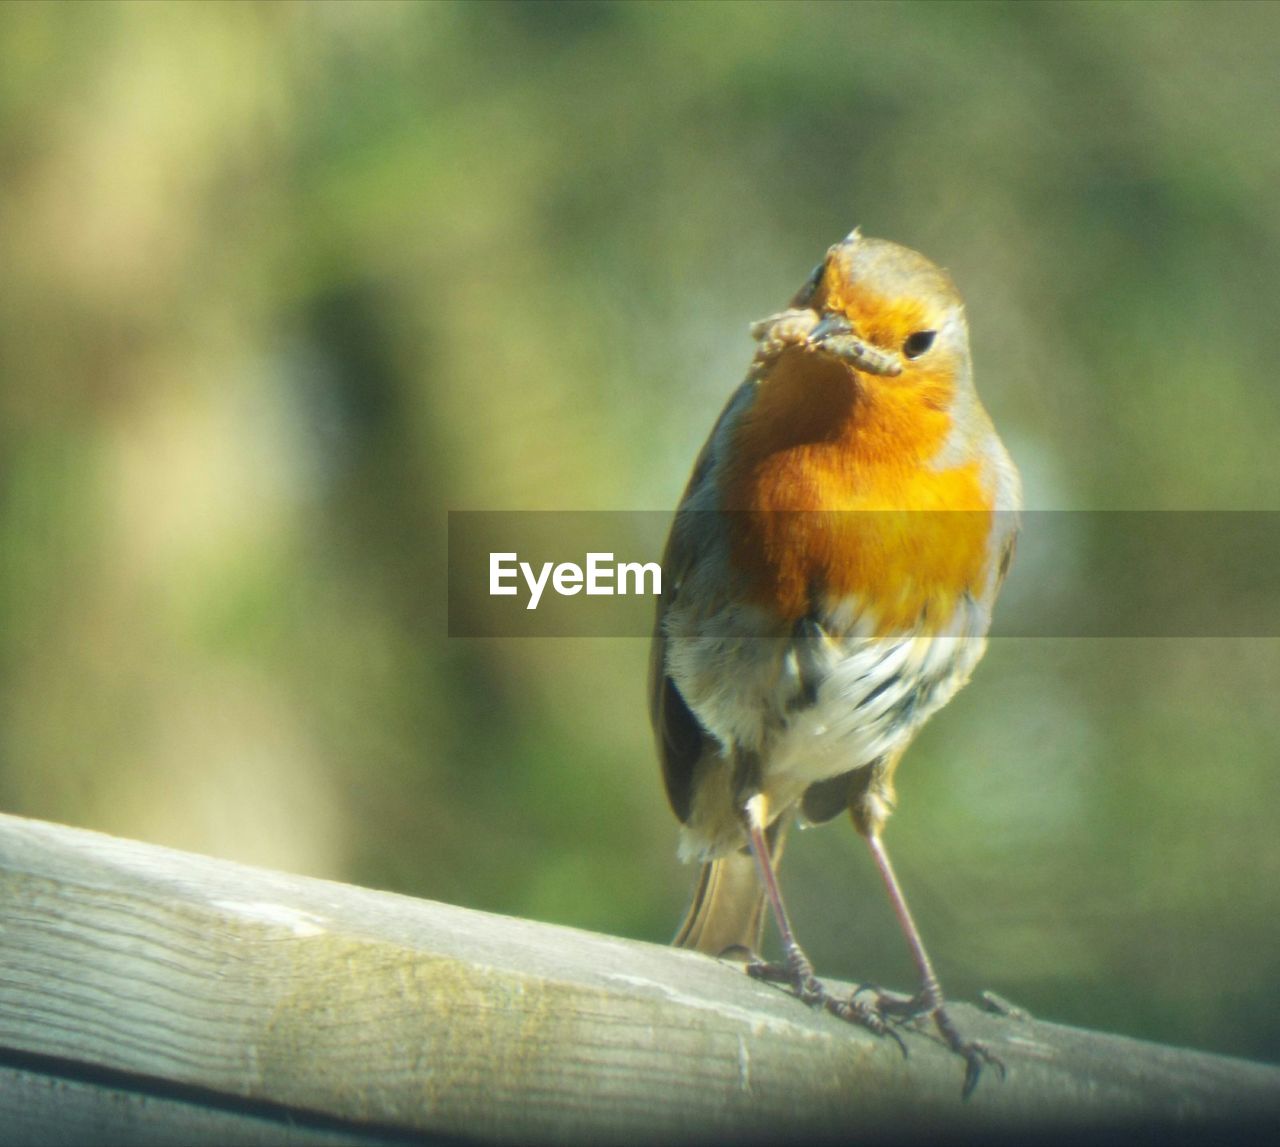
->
[447,511,1280,638]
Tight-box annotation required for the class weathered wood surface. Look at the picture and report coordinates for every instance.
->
[0,812,1277,1145]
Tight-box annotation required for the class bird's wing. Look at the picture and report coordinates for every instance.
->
[648,380,756,824]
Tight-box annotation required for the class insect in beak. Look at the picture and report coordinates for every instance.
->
[808,314,902,377]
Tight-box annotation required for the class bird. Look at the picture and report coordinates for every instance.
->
[649,228,1021,1095]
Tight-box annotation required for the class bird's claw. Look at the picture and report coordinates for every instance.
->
[745,957,1000,1091]
[747,960,909,1056]
[932,1004,1005,1099]
[745,949,824,1006]
[956,1039,1006,1100]
[859,990,1007,1097]
[872,988,936,1025]
[826,992,908,1058]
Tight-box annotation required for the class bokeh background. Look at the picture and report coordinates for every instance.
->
[2,1,1279,1064]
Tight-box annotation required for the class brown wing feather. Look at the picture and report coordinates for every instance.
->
[649,499,717,824]
[649,381,757,824]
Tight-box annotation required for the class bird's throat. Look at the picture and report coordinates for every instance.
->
[720,350,991,629]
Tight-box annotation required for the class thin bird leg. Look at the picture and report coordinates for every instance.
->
[864,831,1004,1096]
[743,796,901,1047]
[740,794,822,1003]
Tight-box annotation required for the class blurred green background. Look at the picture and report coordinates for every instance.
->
[2,0,1278,1064]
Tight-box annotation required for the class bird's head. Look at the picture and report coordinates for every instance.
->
[794,229,972,403]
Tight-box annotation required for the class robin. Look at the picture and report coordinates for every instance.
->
[650,229,1021,1095]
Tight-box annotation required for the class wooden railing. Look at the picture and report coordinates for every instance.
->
[0,813,1276,1144]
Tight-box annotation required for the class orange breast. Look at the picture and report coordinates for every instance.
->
[721,350,993,634]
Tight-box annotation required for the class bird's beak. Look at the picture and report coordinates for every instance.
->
[809,314,902,377]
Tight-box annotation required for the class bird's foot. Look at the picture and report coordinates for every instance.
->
[748,958,908,1055]
[872,989,1005,1098]
[873,988,936,1030]
[933,1005,1006,1099]
[745,945,825,1007]
[825,987,908,1057]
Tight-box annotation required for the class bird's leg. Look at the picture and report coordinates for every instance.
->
[741,795,901,1048]
[863,830,1005,1097]
[740,794,823,1004]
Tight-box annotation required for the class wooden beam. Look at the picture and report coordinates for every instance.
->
[0,813,1276,1144]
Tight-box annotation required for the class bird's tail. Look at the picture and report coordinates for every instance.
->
[674,817,790,956]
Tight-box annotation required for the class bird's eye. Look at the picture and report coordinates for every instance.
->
[902,330,937,359]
